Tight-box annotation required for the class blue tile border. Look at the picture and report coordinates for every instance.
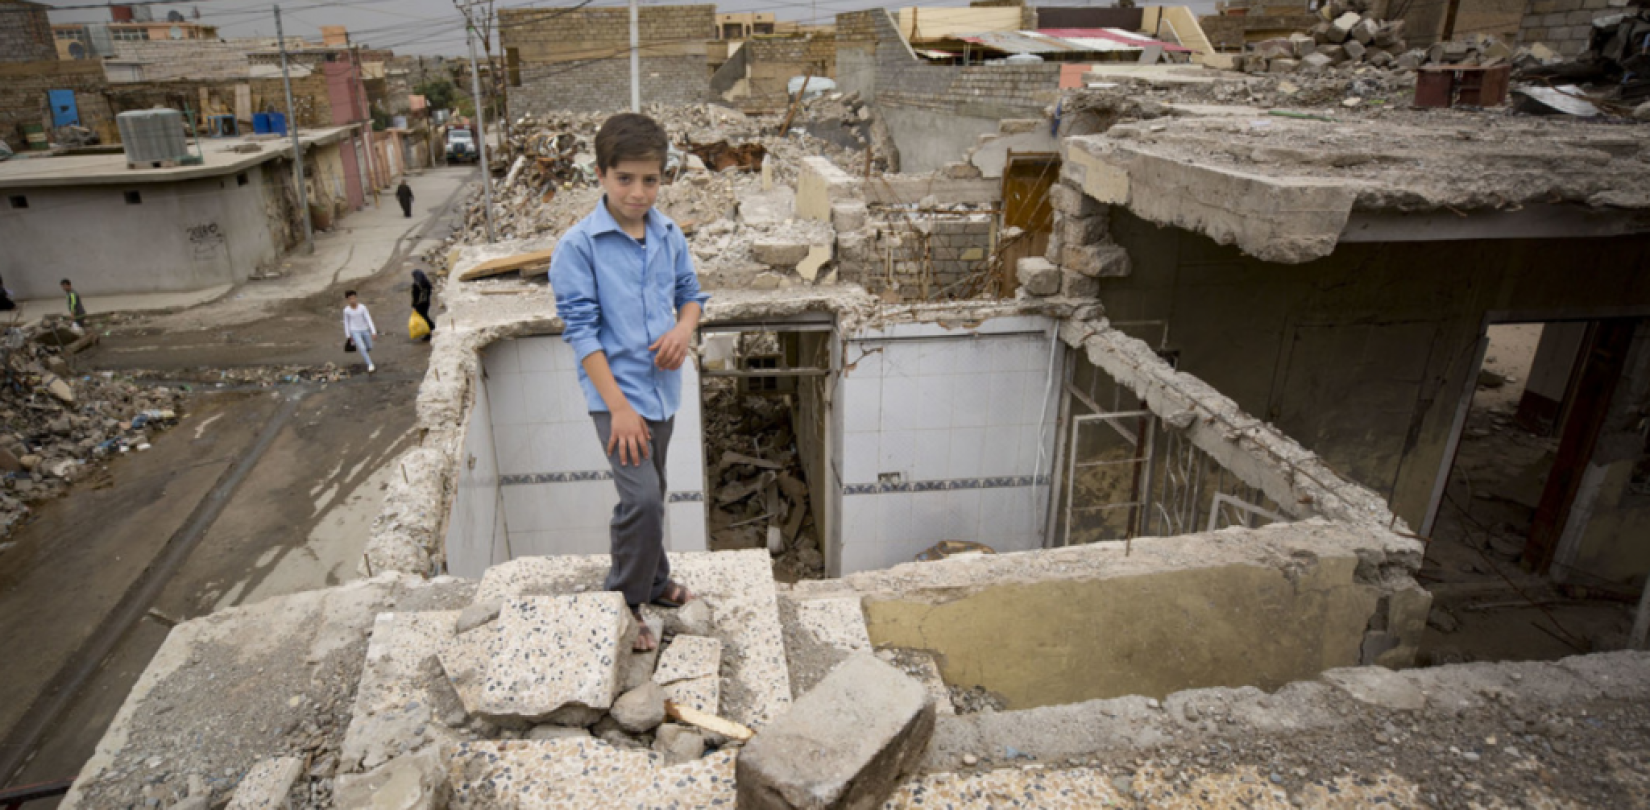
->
[844,475,1049,495]
[499,470,703,503]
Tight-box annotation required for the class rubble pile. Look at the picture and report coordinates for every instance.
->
[0,320,187,539]
[127,363,354,387]
[425,104,861,279]
[1520,9,1650,116]
[1240,0,1560,75]
[701,373,825,582]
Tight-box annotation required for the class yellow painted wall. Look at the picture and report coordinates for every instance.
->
[898,7,1022,41]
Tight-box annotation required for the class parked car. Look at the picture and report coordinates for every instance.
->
[445,128,476,163]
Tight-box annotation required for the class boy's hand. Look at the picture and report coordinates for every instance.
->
[607,407,652,467]
[649,325,694,371]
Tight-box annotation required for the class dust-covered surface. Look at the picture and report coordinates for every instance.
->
[61,574,475,810]
[920,652,1650,810]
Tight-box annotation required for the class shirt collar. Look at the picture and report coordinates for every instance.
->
[590,195,673,240]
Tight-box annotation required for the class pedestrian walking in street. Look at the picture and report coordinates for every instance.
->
[410,270,434,341]
[551,112,708,653]
[61,279,86,327]
[342,290,379,373]
[396,180,414,219]
[0,275,16,312]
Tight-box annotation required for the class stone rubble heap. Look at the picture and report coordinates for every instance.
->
[1241,0,1563,75]
[0,320,187,541]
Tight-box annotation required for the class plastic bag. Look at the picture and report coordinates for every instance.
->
[408,312,431,341]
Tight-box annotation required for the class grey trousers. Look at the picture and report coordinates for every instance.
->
[591,412,674,608]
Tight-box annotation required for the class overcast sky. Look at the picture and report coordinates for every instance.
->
[39,0,1219,57]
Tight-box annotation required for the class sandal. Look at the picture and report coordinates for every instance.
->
[651,581,696,609]
[631,608,659,652]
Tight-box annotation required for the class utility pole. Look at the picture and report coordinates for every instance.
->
[465,18,495,243]
[629,0,639,112]
[274,5,313,255]
[353,44,380,208]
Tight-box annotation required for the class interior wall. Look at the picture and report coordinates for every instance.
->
[1556,320,1650,585]
[793,331,835,568]
[446,367,506,578]
[836,316,1060,574]
[1098,210,1650,531]
[476,336,708,560]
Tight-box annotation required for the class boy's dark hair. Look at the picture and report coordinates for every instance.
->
[60,279,71,286]
[594,113,668,174]
[345,290,357,299]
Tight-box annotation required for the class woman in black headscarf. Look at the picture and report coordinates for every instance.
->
[411,270,434,341]
[0,275,14,311]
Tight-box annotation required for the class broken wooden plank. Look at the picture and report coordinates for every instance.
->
[457,247,556,281]
[665,700,754,743]
[721,451,783,470]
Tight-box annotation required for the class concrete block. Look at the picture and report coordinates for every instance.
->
[1016,257,1060,296]
[1047,182,1102,217]
[654,723,707,765]
[941,161,982,180]
[1343,39,1367,61]
[830,200,868,233]
[1060,243,1131,278]
[1316,43,1347,62]
[736,653,935,810]
[1351,16,1379,44]
[1301,52,1336,70]
[1395,49,1424,69]
[438,593,630,724]
[997,118,1043,134]
[1269,58,1300,73]
[333,747,451,810]
[1288,33,1317,58]
[611,681,666,733]
[751,241,813,267]
[1321,666,1426,711]
[1329,12,1360,42]
[1061,268,1100,298]
[226,757,305,810]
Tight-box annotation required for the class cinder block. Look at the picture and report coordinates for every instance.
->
[1016,257,1060,296]
[736,654,934,810]
[1061,243,1131,278]
[1048,182,1102,217]
[1061,269,1100,298]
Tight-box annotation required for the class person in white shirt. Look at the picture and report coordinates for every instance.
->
[342,290,379,373]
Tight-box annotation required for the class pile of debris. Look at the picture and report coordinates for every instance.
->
[0,319,187,539]
[1520,9,1650,117]
[702,371,825,581]
[127,363,355,387]
[1241,0,1560,75]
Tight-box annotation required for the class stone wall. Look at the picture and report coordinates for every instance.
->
[107,39,255,82]
[837,210,995,300]
[501,4,714,114]
[0,60,111,150]
[1517,0,1627,56]
[103,73,334,130]
[0,0,56,63]
[509,54,710,114]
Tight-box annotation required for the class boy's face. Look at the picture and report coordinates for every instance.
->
[61,283,70,291]
[598,158,663,225]
[346,296,358,307]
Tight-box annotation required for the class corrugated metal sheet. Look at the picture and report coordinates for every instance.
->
[955,28,1191,56]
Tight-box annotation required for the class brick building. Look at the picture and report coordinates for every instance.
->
[0,0,56,63]
[500,4,715,114]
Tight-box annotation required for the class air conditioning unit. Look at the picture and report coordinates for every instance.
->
[117,109,189,166]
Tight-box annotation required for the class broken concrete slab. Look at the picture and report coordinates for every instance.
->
[225,757,305,810]
[1060,243,1131,278]
[662,599,713,638]
[653,723,706,765]
[438,593,631,724]
[1320,666,1426,711]
[333,746,451,810]
[342,611,469,773]
[830,200,868,233]
[751,241,814,267]
[445,739,737,807]
[736,653,935,810]
[621,616,665,692]
[453,600,502,634]
[1061,269,1100,298]
[656,634,723,714]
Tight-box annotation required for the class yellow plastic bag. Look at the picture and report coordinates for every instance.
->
[408,312,431,340]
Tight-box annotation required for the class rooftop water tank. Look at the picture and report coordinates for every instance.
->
[117,109,189,165]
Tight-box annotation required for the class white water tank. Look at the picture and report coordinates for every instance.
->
[117,109,189,164]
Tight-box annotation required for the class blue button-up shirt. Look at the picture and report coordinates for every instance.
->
[550,198,710,421]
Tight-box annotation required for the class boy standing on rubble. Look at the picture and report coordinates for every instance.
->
[551,113,706,653]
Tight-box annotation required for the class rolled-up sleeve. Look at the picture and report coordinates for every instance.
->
[672,229,711,312]
[550,233,606,363]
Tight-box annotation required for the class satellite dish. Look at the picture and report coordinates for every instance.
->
[68,41,86,59]
[167,9,184,22]
[170,25,182,38]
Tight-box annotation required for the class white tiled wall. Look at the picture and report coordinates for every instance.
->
[836,317,1060,574]
[446,366,505,578]
[445,336,707,571]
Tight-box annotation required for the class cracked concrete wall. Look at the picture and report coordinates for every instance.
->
[840,518,1427,709]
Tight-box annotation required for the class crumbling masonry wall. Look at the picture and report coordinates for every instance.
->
[501,5,714,115]
[0,0,56,63]
[836,210,995,300]
[837,8,1061,173]
[0,60,112,150]
[1517,0,1625,56]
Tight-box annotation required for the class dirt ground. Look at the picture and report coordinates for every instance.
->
[0,167,478,800]
[1420,324,1638,667]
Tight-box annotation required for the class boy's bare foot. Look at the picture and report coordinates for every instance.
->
[632,608,658,652]
[652,581,695,609]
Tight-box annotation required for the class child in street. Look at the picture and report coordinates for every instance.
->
[551,113,708,652]
[61,279,86,327]
[396,181,414,219]
[342,290,379,373]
